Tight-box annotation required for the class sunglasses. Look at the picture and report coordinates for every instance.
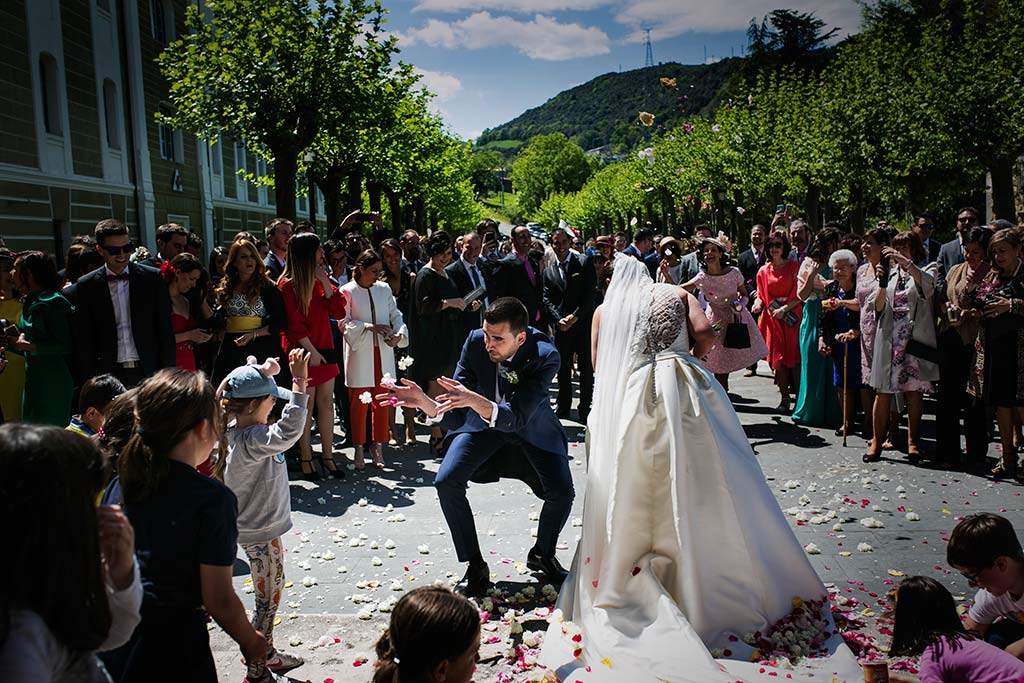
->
[957,216,975,223]
[101,243,134,255]
[917,223,935,230]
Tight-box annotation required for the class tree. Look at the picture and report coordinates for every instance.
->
[468,149,504,198]
[158,0,395,220]
[511,134,592,215]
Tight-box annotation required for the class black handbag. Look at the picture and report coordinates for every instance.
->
[723,318,751,349]
[905,338,939,363]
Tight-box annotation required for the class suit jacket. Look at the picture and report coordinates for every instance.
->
[623,244,659,280]
[264,252,286,282]
[738,248,765,291]
[446,258,493,345]
[542,253,596,330]
[492,253,544,324]
[138,254,166,270]
[439,327,567,459]
[935,238,963,294]
[922,238,941,266]
[66,263,175,381]
[678,251,701,284]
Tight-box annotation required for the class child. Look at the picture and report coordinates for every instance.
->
[947,513,1024,656]
[99,369,268,683]
[66,373,125,437]
[373,586,480,683]
[218,349,310,679]
[887,575,1024,683]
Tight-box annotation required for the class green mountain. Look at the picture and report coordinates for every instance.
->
[474,60,740,157]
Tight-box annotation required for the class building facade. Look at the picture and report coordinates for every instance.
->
[0,0,312,260]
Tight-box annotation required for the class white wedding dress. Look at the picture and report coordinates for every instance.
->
[540,255,860,682]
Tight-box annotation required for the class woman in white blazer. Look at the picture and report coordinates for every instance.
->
[341,250,409,469]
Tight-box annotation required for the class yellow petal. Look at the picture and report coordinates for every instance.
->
[659,77,677,90]
[273,616,282,626]
[638,111,655,126]
[942,509,951,514]
[601,657,612,668]
[283,581,294,588]
[887,569,905,577]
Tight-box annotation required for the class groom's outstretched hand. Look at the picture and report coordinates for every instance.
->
[375,378,439,417]
[435,376,492,420]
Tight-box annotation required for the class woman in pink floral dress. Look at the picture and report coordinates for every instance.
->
[683,235,768,391]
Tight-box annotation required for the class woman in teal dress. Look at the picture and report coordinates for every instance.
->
[792,226,843,427]
[9,252,75,426]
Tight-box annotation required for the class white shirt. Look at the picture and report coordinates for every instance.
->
[967,587,1024,625]
[425,361,502,428]
[105,266,140,363]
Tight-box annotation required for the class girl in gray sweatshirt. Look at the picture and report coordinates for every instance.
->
[218,349,310,680]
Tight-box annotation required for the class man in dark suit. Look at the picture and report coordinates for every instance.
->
[737,223,768,376]
[492,225,544,327]
[66,219,175,387]
[139,222,188,269]
[622,225,660,279]
[446,230,492,350]
[380,298,573,596]
[543,228,596,422]
[263,217,292,281]
[936,206,979,292]
[677,224,714,284]
[912,212,942,267]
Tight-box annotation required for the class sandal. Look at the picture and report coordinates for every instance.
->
[992,460,1017,478]
[299,458,321,482]
[372,443,385,469]
[319,456,344,479]
[353,445,365,470]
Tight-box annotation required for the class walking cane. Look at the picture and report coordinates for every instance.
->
[842,340,849,447]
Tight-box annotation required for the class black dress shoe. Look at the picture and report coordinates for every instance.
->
[454,562,491,598]
[526,553,568,585]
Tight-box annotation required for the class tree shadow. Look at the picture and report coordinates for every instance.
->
[744,416,830,450]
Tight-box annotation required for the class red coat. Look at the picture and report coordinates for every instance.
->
[279,277,346,387]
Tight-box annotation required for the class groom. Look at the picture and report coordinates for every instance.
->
[379,297,574,597]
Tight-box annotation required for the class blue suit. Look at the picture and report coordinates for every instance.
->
[435,327,574,562]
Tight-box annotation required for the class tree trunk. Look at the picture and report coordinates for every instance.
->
[315,170,344,239]
[367,180,382,214]
[346,170,363,215]
[805,184,820,229]
[988,156,1017,221]
[384,185,402,237]
[271,148,298,221]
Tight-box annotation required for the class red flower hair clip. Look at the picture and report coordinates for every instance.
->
[160,260,178,283]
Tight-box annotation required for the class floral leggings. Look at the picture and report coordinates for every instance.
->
[242,537,285,649]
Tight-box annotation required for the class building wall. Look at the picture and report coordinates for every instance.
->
[0,0,281,260]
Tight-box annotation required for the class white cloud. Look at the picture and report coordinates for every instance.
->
[398,12,611,61]
[413,67,463,101]
[614,0,862,43]
[412,0,612,11]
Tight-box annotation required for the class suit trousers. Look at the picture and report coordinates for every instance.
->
[435,430,574,562]
[935,329,988,462]
[554,324,593,419]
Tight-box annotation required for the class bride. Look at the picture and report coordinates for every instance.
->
[540,253,859,682]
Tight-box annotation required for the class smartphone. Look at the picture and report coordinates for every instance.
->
[355,212,376,223]
[775,204,786,214]
[878,260,891,287]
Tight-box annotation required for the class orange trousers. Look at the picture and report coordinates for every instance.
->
[348,346,389,444]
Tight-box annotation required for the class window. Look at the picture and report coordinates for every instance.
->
[102,79,120,150]
[39,53,62,135]
[151,0,173,43]
[159,122,175,160]
[96,0,110,12]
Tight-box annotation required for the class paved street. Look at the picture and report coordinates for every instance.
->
[212,362,1024,681]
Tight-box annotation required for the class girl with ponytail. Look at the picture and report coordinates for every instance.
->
[373,586,480,683]
[101,369,270,682]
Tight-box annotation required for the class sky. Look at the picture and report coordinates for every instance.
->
[382,0,864,141]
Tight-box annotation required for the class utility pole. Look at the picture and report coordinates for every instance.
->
[644,29,654,68]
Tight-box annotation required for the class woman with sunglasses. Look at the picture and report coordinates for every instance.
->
[754,230,802,411]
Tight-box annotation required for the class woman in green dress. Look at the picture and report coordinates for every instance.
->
[9,251,75,426]
[792,226,843,428]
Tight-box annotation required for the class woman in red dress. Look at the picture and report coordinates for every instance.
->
[164,254,213,372]
[754,230,803,412]
[279,233,346,478]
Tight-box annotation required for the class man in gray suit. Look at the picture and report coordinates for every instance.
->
[677,224,713,284]
[935,206,979,292]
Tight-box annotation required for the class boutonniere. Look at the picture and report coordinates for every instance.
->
[498,365,519,385]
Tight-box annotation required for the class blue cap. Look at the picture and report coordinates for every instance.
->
[221,365,292,401]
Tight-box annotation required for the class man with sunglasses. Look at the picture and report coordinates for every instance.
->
[936,206,980,293]
[65,219,175,387]
[912,212,941,266]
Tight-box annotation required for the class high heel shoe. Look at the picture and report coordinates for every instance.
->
[319,456,344,479]
[299,458,321,482]
[353,445,365,471]
[372,444,385,469]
